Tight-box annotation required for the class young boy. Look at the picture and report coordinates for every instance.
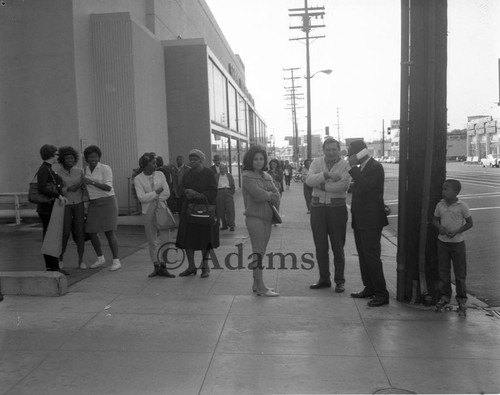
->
[432,179,473,315]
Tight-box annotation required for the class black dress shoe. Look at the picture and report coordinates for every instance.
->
[179,267,197,277]
[334,284,345,293]
[350,290,374,298]
[220,227,228,231]
[368,298,389,307]
[310,281,332,289]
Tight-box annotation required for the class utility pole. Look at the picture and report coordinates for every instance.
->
[336,107,342,142]
[289,1,325,160]
[397,0,447,303]
[284,67,303,163]
[381,119,385,157]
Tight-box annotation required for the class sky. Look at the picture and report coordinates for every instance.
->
[205,0,500,147]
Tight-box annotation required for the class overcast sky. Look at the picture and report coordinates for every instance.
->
[205,0,500,146]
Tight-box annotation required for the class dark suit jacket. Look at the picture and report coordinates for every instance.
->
[349,157,388,230]
[215,173,235,195]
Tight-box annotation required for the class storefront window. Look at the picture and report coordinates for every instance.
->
[210,62,227,127]
[211,132,230,166]
[237,94,247,136]
[228,83,237,131]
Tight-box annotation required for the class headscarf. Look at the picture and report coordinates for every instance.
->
[188,149,206,162]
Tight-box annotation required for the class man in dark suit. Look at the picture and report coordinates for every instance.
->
[210,154,221,174]
[347,140,389,307]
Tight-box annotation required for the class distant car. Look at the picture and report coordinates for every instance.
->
[481,154,500,168]
[387,156,396,164]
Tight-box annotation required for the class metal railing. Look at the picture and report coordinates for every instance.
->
[0,192,38,225]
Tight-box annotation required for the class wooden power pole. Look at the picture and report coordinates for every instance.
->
[397,0,448,303]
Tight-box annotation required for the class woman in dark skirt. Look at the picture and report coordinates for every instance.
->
[81,145,121,272]
[176,149,219,278]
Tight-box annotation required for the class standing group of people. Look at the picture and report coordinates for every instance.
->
[32,140,473,310]
[36,144,121,275]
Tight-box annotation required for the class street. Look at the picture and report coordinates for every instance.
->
[383,161,500,307]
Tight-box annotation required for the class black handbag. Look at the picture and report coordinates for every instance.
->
[187,203,217,225]
[28,171,57,204]
[269,202,282,224]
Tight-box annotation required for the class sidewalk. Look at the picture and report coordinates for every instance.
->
[1,181,500,394]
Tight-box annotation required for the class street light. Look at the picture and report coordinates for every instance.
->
[306,69,333,159]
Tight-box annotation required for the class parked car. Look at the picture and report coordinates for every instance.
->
[481,154,500,168]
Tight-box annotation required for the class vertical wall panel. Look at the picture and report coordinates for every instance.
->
[91,13,138,210]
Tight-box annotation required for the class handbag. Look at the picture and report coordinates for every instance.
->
[156,200,176,230]
[28,171,57,204]
[269,202,282,225]
[187,202,217,225]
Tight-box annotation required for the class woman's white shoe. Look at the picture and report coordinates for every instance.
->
[255,289,279,297]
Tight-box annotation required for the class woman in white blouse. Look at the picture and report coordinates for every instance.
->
[134,153,175,278]
[81,145,121,271]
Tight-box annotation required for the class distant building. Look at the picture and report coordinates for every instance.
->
[446,129,467,160]
[466,115,499,159]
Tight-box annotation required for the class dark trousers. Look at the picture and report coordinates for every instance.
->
[284,175,291,186]
[353,227,388,300]
[310,205,347,284]
[216,189,235,228]
[61,202,85,262]
[303,184,312,212]
[38,212,60,271]
[437,240,467,304]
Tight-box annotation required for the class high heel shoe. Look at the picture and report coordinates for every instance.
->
[252,286,274,293]
[255,289,279,297]
[179,267,197,277]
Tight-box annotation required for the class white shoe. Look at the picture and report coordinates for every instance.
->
[109,261,121,271]
[79,262,88,270]
[90,259,105,269]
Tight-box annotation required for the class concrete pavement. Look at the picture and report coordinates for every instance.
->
[1,180,500,394]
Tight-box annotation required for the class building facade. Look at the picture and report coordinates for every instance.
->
[466,116,499,160]
[1,0,266,212]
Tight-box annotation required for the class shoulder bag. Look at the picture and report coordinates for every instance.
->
[156,200,176,230]
[28,170,57,204]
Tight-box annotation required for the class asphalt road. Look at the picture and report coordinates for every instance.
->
[382,161,500,307]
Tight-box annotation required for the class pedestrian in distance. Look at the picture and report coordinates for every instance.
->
[176,149,220,278]
[57,146,87,270]
[210,154,221,174]
[36,144,69,275]
[283,160,293,190]
[242,146,280,297]
[301,158,313,213]
[267,158,284,208]
[306,138,351,293]
[172,155,190,214]
[156,156,177,214]
[134,153,175,278]
[347,140,389,307]
[432,179,473,316]
[216,163,236,231]
[82,145,121,272]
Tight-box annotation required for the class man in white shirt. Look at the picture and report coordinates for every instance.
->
[215,164,235,231]
[306,138,351,292]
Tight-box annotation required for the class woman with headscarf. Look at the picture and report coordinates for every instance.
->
[134,152,175,278]
[176,149,219,278]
